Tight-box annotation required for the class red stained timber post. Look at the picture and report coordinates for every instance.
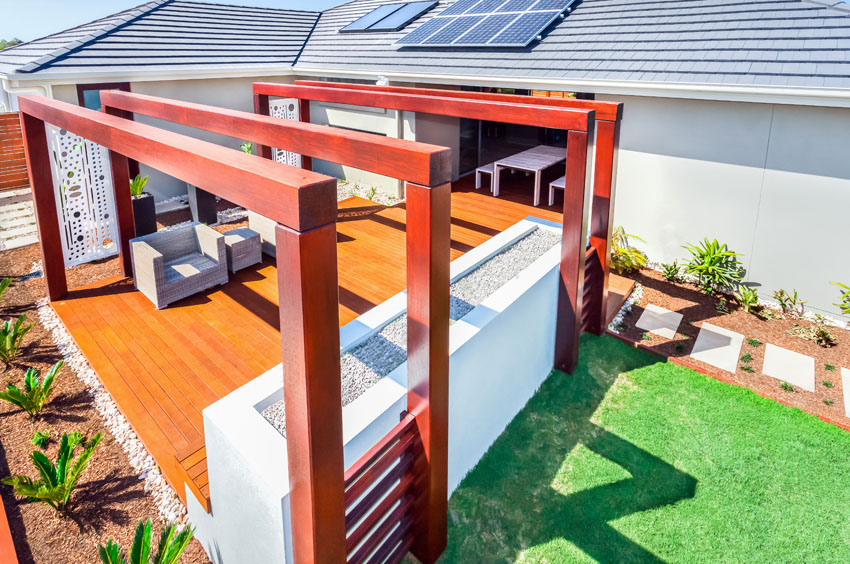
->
[555,129,594,374]
[586,120,621,335]
[405,181,451,564]
[275,220,347,564]
[298,98,313,172]
[19,113,67,301]
[252,94,274,160]
[102,105,137,277]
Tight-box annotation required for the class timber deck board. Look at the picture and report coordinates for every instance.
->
[51,177,628,511]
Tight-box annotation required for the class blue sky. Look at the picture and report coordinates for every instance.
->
[1,0,343,42]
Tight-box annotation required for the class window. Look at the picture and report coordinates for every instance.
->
[341,1,437,33]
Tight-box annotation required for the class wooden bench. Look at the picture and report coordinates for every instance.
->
[475,162,495,192]
[549,175,566,206]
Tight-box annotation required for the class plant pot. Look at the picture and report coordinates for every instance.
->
[132,192,157,236]
[188,184,217,225]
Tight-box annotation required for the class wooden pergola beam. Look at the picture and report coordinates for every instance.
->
[100,91,451,188]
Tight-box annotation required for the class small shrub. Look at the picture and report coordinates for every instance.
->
[0,314,33,367]
[2,432,102,515]
[831,282,850,315]
[732,285,760,314]
[610,226,648,275]
[825,364,836,372]
[98,519,194,564]
[682,238,744,292]
[661,261,681,283]
[366,186,378,201]
[747,338,762,347]
[715,299,730,314]
[780,381,794,392]
[240,141,253,154]
[129,174,149,198]
[740,365,754,373]
[756,308,780,321]
[823,380,834,389]
[31,430,49,449]
[788,323,836,348]
[641,332,652,341]
[824,399,834,406]
[774,289,806,317]
[740,353,753,363]
[0,361,62,416]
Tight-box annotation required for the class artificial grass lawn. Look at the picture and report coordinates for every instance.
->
[438,334,850,563]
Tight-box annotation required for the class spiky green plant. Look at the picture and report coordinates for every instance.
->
[0,278,11,302]
[31,430,50,449]
[661,261,681,283]
[610,226,647,275]
[682,238,743,292]
[98,519,194,564]
[2,431,102,515]
[732,284,760,314]
[831,282,850,315]
[0,313,33,367]
[240,141,254,154]
[129,174,149,198]
[0,361,62,416]
[774,288,806,317]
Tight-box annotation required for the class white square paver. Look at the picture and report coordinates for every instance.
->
[842,368,850,417]
[762,344,815,392]
[636,304,683,340]
[690,323,744,373]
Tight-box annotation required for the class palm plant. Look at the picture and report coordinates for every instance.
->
[831,282,850,315]
[0,313,33,367]
[0,360,63,416]
[129,174,150,198]
[610,226,647,275]
[98,519,194,564]
[2,431,102,515]
[682,238,743,292]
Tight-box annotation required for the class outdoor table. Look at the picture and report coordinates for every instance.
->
[493,145,567,206]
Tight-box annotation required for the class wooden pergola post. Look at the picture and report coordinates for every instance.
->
[107,150,136,277]
[276,221,346,564]
[405,181,451,564]
[19,112,67,301]
[253,93,273,160]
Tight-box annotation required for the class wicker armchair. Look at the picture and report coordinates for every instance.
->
[130,222,228,309]
[247,210,277,257]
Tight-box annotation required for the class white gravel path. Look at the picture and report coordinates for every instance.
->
[263,227,561,436]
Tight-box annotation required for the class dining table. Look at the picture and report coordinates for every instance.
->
[492,145,567,207]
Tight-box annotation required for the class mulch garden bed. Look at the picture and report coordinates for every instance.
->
[0,202,249,564]
[613,268,850,428]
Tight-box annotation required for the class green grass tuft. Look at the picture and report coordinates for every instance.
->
[740,353,753,363]
[747,338,762,347]
[438,335,850,564]
[823,380,834,389]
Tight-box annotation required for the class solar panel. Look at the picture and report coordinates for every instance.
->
[341,1,437,33]
[395,0,575,48]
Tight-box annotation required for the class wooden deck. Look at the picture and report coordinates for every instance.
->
[51,176,630,511]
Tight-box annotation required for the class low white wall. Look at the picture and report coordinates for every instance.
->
[190,217,562,562]
[600,94,850,317]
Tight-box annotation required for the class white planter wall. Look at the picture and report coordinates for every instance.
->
[189,217,562,563]
[601,94,850,317]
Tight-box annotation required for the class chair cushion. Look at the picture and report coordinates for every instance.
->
[164,253,219,283]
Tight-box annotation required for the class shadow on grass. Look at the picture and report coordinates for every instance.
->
[439,334,697,564]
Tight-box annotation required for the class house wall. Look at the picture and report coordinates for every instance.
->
[598,94,850,316]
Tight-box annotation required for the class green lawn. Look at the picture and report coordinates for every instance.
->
[438,334,850,563]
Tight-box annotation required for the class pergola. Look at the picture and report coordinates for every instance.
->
[18,81,620,564]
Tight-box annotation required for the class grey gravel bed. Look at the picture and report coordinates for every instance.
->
[262,226,560,436]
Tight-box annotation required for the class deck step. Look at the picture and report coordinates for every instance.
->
[176,441,211,513]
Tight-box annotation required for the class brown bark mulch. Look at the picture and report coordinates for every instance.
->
[615,269,850,428]
[0,201,250,563]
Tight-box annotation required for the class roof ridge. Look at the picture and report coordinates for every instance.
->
[16,0,173,74]
[167,0,321,15]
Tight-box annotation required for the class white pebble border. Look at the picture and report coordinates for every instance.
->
[35,298,189,525]
[337,180,402,207]
[607,282,644,334]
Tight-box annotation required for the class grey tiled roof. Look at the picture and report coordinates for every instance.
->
[0,0,320,76]
[295,0,850,89]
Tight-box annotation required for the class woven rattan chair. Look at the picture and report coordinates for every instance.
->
[130,222,228,309]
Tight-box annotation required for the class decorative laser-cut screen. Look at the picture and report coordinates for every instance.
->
[396,0,575,48]
[46,125,120,268]
[269,98,303,168]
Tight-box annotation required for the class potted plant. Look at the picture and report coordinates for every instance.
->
[130,174,157,236]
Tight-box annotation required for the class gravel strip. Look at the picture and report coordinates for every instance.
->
[263,227,560,436]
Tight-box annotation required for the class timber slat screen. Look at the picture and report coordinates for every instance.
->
[293,80,623,339]
[0,113,29,191]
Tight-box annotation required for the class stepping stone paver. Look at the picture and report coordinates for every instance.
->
[842,368,850,417]
[690,323,744,373]
[636,304,683,339]
[762,344,815,392]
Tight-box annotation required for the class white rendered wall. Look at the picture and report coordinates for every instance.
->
[600,94,850,317]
